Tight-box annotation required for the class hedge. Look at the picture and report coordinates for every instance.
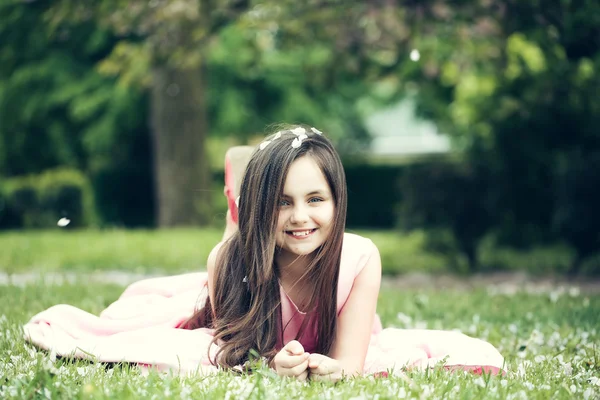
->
[0,168,97,229]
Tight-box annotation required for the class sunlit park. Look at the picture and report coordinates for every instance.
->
[1,1,600,399]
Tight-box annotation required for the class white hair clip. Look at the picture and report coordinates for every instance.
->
[291,133,308,148]
[235,196,240,208]
[291,127,306,136]
[259,140,271,150]
[310,127,322,135]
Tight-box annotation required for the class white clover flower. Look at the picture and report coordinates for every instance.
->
[583,387,596,400]
[474,376,486,388]
[396,312,412,326]
[583,297,590,307]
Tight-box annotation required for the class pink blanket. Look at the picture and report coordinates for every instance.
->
[24,273,504,375]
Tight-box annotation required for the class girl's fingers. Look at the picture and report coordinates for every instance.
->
[276,352,309,369]
[310,362,332,376]
[308,356,341,376]
[310,372,342,383]
[288,358,309,377]
[307,353,326,369]
[284,340,305,356]
[296,369,309,382]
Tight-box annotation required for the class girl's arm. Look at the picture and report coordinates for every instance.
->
[310,244,382,379]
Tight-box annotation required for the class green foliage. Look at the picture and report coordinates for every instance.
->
[0,1,154,227]
[205,23,372,147]
[394,0,600,272]
[399,159,495,272]
[1,169,97,229]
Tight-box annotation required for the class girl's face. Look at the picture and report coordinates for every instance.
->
[275,155,335,260]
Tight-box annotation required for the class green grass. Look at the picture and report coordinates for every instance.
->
[0,229,224,275]
[3,228,595,277]
[1,279,598,399]
[0,229,447,275]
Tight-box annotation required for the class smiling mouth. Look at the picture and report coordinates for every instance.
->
[286,228,317,238]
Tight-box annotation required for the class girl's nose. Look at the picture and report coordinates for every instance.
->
[290,204,309,224]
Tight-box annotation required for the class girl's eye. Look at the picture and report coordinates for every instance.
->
[279,200,290,207]
[308,197,324,203]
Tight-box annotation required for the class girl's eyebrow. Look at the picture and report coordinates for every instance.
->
[282,190,329,198]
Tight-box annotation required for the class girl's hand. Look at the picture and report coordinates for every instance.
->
[308,353,343,382]
[273,340,310,381]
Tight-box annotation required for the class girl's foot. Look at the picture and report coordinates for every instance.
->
[223,146,254,241]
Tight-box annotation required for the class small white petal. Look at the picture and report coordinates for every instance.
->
[57,218,70,227]
[259,140,271,150]
[410,49,420,61]
[273,132,282,140]
[298,133,308,141]
[310,127,322,135]
[290,127,306,136]
[235,196,240,208]
[291,138,301,148]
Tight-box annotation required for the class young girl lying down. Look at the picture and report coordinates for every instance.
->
[24,125,504,379]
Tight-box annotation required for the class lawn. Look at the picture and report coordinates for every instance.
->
[0,229,599,398]
[0,228,446,276]
[0,278,598,399]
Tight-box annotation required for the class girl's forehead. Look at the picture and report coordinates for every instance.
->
[283,156,331,194]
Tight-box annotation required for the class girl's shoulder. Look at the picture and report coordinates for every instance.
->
[342,232,376,249]
[341,232,379,276]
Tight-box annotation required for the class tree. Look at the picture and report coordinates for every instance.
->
[43,1,258,226]
[400,0,600,271]
[0,0,154,227]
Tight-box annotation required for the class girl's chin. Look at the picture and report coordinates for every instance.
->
[277,244,320,258]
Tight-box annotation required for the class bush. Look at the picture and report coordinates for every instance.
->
[398,160,494,272]
[1,169,97,229]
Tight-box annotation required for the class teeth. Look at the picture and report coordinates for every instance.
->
[290,230,312,237]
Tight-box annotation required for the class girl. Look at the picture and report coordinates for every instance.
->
[24,125,503,378]
[185,125,381,381]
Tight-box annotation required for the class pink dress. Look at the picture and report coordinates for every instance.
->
[23,233,504,375]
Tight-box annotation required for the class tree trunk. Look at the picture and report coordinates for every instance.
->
[150,65,211,227]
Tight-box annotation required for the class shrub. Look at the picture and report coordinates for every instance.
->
[1,169,97,229]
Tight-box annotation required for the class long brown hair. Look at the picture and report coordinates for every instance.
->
[184,125,347,368]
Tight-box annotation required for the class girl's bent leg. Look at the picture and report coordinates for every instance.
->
[222,146,254,241]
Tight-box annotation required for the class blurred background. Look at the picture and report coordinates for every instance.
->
[1,0,599,277]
